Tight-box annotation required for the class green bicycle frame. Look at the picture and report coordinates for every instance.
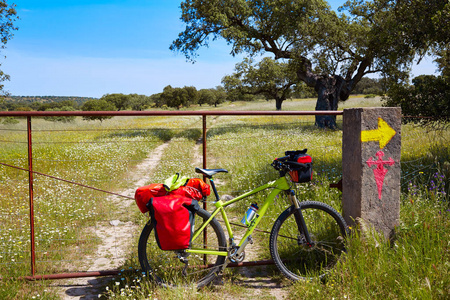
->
[186,175,291,257]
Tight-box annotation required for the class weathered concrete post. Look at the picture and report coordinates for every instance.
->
[342,107,401,239]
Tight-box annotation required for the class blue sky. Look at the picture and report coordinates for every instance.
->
[2,0,438,97]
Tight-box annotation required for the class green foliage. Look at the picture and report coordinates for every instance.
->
[183,86,199,106]
[161,85,187,109]
[43,106,76,123]
[2,96,95,107]
[352,77,385,95]
[81,99,116,122]
[0,116,18,124]
[384,75,450,125]
[222,57,297,110]
[158,85,199,109]
[435,48,450,79]
[0,1,17,45]
[129,94,153,111]
[36,100,78,111]
[207,86,227,107]
[344,0,449,81]
[292,82,317,99]
[100,93,130,111]
[0,0,18,94]
[172,0,449,127]
[197,88,214,106]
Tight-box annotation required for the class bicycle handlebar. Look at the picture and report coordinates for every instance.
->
[272,157,308,172]
[285,161,308,169]
[274,155,290,162]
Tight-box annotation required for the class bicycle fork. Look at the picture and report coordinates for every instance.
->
[288,190,313,247]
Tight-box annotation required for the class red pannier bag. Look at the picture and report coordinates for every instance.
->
[134,183,167,213]
[186,178,211,197]
[169,178,211,200]
[287,150,313,183]
[148,195,200,251]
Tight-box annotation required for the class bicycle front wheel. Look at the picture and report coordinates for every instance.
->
[138,208,227,288]
[269,201,348,281]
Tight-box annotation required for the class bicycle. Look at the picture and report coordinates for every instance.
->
[138,151,348,288]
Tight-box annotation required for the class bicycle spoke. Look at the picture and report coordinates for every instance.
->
[270,202,347,281]
[138,208,227,288]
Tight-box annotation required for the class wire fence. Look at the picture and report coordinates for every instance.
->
[0,111,447,280]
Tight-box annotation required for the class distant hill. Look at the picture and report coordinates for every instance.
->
[3,96,97,106]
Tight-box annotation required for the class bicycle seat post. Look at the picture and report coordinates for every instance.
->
[209,177,220,202]
[195,167,228,202]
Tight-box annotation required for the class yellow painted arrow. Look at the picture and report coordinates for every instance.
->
[361,117,396,149]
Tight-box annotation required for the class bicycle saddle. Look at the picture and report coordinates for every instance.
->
[195,167,228,178]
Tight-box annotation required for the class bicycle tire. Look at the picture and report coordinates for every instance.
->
[138,207,227,288]
[269,201,348,281]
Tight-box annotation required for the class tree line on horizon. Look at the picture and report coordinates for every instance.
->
[0,76,384,112]
[1,73,448,126]
[0,0,448,127]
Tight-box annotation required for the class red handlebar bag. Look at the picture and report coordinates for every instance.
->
[134,183,167,213]
[289,154,313,183]
[147,195,200,251]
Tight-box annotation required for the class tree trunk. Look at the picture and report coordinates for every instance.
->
[296,57,353,129]
[314,76,349,129]
[275,97,283,110]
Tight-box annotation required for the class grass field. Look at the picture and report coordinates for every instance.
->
[1,97,449,299]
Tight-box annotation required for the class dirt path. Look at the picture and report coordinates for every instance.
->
[55,142,170,300]
[221,217,290,299]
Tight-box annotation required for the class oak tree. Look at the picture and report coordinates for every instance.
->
[222,57,297,110]
[101,93,130,111]
[0,1,18,93]
[81,99,116,122]
[171,0,449,128]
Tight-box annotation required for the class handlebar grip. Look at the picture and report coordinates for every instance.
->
[275,155,290,162]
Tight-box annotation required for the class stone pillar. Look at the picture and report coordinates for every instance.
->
[342,107,401,239]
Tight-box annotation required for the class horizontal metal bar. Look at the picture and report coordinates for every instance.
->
[16,260,276,281]
[20,270,120,281]
[0,110,343,117]
[228,259,275,268]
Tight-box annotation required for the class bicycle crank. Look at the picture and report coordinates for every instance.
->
[228,246,245,263]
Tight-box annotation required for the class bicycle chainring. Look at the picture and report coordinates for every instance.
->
[228,247,245,263]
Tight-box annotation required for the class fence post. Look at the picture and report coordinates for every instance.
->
[202,114,208,263]
[27,116,36,276]
[342,107,401,239]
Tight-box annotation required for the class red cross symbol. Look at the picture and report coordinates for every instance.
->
[366,151,395,199]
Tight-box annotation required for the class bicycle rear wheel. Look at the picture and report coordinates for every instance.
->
[269,201,348,281]
[138,208,227,288]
